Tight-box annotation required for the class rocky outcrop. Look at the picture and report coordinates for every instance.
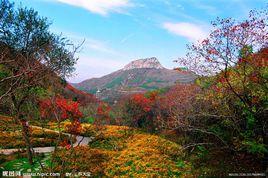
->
[122,57,164,71]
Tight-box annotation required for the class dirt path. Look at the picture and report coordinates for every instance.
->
[0,126,94,155]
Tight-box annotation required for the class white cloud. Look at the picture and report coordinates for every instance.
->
[195,4,218,15]
[163,22,208,41]
[54,0,132,15]
[68,56,127,83]
[49,30,129,82]
[78,56,126,69]
[83,38,118,55]
[58,31,121,56]
[120,33,135,44]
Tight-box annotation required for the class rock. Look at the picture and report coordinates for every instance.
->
[122,57,164,71]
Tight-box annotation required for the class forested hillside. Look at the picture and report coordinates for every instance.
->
[72,58,196,103]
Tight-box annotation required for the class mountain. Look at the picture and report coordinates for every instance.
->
[64,84,99,105]
[122,57,164,70]
[72,57,197,102]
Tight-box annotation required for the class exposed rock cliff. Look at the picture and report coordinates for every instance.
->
[122,57,164,71]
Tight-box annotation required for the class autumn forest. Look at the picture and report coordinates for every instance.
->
[0,0,267,177]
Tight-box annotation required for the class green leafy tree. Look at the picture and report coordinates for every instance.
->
[0,0,79,164]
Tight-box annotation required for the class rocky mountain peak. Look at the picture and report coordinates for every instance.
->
[122,57,164,71]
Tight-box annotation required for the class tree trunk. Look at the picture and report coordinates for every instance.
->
[21,119,33,165]
[12,95,33,165]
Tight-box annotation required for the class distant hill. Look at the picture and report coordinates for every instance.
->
[64,84,99,105]
[72,57,197,102]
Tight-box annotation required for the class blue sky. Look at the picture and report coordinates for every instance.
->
[12,0,267,83]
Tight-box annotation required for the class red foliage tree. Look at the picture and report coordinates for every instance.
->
[122,93,158,130]
[154,84,200,130]
[96,102,111,125]
[177,8,268,167]
[131,94,152,112]
[40,96,83,135]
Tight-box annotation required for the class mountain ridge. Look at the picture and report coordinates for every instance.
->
[72,57,197,102]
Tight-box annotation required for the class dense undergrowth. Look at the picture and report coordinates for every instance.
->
[0,117,263,177]
[0,0,267,177]
[0,116,74,149]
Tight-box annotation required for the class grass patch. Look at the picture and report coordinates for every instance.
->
[0,153,52,174]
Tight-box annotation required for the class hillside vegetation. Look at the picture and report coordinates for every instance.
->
[0,0,267,177]
[0,117,193,177]
[73,67,196,103]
